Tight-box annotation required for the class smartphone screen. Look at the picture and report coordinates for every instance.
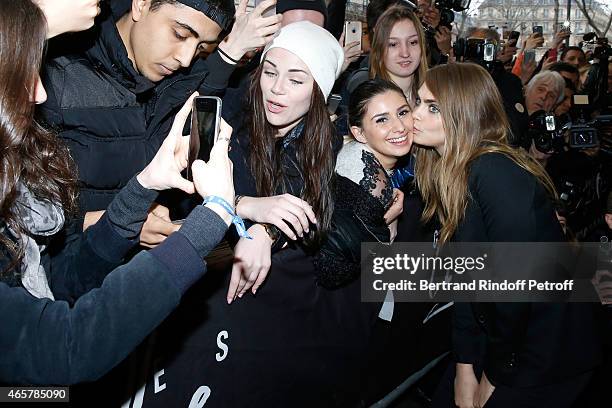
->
[508,31,520,46]
[532,26,543,35]
[187,96,221,181]
[523,49,535,66]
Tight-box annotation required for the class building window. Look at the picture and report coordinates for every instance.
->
[543,8,549,18]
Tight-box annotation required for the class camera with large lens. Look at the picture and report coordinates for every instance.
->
[526,101,612,154]
[453,38,499,69]
[567,94,612,149]
[526,110,567,154]
[433,0,470,28]
[581,32,610,61]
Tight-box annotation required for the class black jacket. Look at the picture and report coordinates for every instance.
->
[314,175,390,288]
[228,120,389,289]
[0,178,228,385]
[38,2,235,213]
[452,153,602,387]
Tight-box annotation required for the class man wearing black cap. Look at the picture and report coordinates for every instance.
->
[39,0,280,243]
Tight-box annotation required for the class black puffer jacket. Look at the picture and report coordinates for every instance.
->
[38,1,236,213]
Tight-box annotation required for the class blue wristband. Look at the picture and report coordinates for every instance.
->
[203,196,252,239]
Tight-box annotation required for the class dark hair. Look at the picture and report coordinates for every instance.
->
[560,46,586,61]
[548,61,579,76]
[366,0,403,38]
[348,79,405,129]
[150,0,234,34]
[247,63,335,245]
[0,0,77,272]
[563,77,577,92]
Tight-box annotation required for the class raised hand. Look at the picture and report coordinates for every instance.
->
[191,119,235,206]
[217,0,282,62]
[137,93,197,193]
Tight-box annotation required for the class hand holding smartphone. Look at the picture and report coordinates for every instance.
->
[523,49,536,67]
[344,21,362,51]
[187,96,222,181]
[507,30,520,47]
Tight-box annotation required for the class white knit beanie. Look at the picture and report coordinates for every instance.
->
[261,21,344,101]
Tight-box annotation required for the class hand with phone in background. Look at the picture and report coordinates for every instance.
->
[507,30,520,47]
[344,21,362,49]
[524,31,545,51]
[340,21,363,74]
[520,48,537,85]
[497,30,520,63]
[523,49,535,66]
[552,24,572,51]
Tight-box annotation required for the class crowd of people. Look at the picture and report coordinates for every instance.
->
[0,0,610,407]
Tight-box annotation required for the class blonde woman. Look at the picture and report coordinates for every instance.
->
[411,63,601,408]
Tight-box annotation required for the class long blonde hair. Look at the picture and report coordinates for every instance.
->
[414,63,557,244]
[369,5,428,103]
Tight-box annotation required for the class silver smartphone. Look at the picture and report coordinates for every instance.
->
[344,21,362,51]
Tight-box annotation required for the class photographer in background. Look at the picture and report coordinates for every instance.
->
[415,0,452,66]
[522,70,565,166]
[457,27,528,146]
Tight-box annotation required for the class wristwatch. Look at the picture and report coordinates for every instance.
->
[261,223,281,243]
[234,195,244,209]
